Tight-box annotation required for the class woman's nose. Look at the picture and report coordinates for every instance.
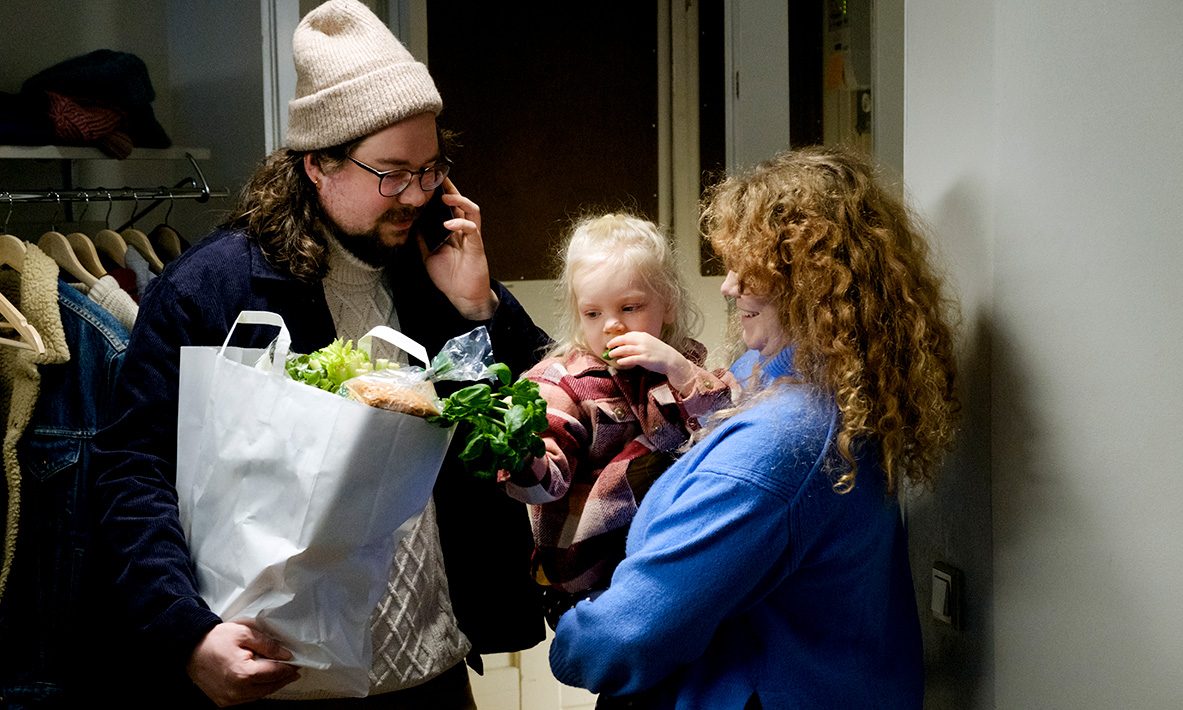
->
[721,271,740,297]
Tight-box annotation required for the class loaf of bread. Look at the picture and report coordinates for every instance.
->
[343,377,441,418]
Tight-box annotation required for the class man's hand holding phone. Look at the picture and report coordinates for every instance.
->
[419,178,499,321]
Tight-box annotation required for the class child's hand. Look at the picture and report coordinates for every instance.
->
[604,332,696,394]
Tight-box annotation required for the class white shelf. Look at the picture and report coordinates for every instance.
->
[0,145,210,160]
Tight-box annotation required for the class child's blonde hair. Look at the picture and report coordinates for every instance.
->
[548,212,701,360]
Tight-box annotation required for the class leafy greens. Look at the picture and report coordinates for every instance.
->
[429,363,549,480]
[284,338,390,393]
[284,330,547,481]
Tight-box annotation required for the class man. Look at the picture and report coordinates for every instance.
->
[89,0,547,706]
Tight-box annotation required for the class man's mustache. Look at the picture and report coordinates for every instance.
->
[383,206,420,223]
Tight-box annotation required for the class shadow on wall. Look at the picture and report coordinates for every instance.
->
[901,177,1000,710]
[905,310,999,710]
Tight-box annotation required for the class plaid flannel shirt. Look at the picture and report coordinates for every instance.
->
[501,342,737,593]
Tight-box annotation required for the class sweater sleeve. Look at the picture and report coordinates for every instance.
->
[86,273,140,331]
[547,439,794,695]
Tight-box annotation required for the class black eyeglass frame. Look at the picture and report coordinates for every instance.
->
[347,155,452,197]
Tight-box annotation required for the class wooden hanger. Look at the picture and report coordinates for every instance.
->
[95,228,127,269]
[93,191,127,270]
[1,195,24,269]
[119,192,164,273]
[0,294,44,353]
[0,233,25,271]
[122,226,165,273]
[62,193,107,279]
[0,234,46,354]
[39,230,99,288]
[149,193,185,263]
[149,224,183,263]
[65,231,107,279]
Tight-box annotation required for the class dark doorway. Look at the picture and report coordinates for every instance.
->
[427,4,659,282]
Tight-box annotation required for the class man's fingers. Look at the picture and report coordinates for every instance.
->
[239,622,293,661]
[247,658,301,686]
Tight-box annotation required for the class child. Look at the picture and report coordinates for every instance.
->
[500,213,737,628]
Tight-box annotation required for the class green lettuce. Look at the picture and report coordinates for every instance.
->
[284,338,390,393]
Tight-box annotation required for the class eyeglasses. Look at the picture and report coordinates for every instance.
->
[347,156,451,197]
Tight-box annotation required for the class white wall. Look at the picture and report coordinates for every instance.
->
[161,0,266,237]
[904,1,1183,707]
[898,1,997,706]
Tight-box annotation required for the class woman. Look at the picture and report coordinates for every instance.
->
[548,146,960,710]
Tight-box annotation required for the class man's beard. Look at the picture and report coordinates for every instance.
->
[332,205,419,267]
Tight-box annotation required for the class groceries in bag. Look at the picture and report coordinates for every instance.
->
[279,326,550,479]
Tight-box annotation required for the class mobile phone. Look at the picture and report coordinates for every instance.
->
[415,186,455,253]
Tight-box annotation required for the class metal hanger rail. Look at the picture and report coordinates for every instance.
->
[0,152,228,229]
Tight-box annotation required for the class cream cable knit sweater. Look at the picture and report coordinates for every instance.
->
[320,235,397,355]
[271,235,470,699]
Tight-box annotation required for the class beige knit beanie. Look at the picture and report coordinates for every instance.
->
[286,0,442,151]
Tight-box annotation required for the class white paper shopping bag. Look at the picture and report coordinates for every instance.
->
[177,311,454,697]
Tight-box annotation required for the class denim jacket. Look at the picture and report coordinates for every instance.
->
[0,266,129,707]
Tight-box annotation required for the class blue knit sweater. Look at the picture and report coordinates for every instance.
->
[549,347,923,710]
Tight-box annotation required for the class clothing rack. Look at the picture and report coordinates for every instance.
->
[1,152,229,230]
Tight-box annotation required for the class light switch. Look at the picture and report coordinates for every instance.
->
[931,562,961,629]
[931,574,950,618]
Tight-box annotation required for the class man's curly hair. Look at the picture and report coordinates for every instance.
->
[221,147,333,282]
[702,146,961,494]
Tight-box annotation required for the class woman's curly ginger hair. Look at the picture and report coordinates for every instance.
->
[703,146,960,494]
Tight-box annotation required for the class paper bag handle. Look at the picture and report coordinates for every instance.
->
[358,325,429,368]
[220,310,291,367]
